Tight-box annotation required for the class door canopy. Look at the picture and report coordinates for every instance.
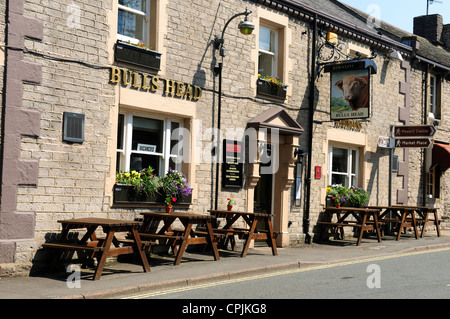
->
[247,108,304,135]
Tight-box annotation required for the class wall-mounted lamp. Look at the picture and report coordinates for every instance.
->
[294,148,308,164]
[389,50,404,61]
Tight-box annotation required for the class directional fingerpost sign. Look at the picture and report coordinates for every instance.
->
[393,125,436,138]
[392,125,435,148]
[394,138,432,148]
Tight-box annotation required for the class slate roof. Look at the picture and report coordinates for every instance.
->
[287,0,450,69]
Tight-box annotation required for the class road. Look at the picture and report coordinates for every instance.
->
[122,247,450,299]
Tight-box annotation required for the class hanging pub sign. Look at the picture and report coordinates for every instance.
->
[222,139,244,188]
[324,59,377,121]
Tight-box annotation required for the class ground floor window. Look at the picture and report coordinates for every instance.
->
[427,166,441,199]
[116,112,184,176]
[329,146,359,187]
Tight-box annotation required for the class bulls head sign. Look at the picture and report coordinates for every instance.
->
[324,59,377,121]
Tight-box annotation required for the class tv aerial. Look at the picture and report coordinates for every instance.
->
[427,0,443,15]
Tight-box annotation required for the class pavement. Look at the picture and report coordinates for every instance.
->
[1,229,450,299]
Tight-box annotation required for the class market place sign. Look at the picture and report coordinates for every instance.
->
[109,67,203,101]
[324,59,377,121]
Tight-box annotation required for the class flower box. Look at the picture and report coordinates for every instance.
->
[113,184,161,204]
[113,184,193,205]
[256,79,287,100]
[115,40,162,71]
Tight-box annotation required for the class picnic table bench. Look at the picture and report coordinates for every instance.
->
[316,207,382,246]
[42,218,151,280]
[207,210,278,257]
[139,211,220,265]
[370,205,441,240]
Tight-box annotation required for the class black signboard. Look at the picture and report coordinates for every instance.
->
[222,139,244,188]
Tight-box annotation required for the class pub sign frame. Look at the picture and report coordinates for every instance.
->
[324,59,376,121]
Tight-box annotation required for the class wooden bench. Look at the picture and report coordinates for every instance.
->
[42,242,104,253]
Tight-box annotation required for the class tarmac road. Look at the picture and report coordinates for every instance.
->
[121,247,450,299]
[0,229,449,299]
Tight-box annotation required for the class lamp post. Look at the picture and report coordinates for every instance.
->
[213,8,254,210]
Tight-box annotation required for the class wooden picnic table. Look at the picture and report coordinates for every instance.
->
[370,205,441,240]
[316,207,382,246]
[42,218,151,280]
[207,210,278,257]
[139,211,220,265]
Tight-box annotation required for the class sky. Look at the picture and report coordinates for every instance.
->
[339,0,450,33]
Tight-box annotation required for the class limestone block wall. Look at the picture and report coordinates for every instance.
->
[0,0,448,276]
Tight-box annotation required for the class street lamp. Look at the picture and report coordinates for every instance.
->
[213,8,254,210]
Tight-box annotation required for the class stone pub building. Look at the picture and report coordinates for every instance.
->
[0,0,449,275]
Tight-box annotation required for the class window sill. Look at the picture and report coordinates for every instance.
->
[115,40,162,71]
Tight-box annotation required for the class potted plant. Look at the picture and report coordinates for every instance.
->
[227,198,235,211]
[326,184,349,208]
[257,74,288,100]
[115,40,162,71]
[160,168,193,204]
[165,196,176,213]
[331,194,345,208]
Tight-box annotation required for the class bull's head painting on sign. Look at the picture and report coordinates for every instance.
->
[330,68,370,120]
[323,59,376,121]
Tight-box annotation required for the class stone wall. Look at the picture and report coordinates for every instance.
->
[0,0,448,276]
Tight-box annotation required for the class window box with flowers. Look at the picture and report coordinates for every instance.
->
[114,167,161,204]
[256,75,287,100]
[114,167,192,205]
[115,40,162,71]
[326,184,369,208]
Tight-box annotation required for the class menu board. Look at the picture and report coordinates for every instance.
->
[222,139,243,188]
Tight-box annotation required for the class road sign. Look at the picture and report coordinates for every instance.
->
[393,125,436,138]
[394,138,432,148]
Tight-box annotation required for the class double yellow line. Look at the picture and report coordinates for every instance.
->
[122,247,450,299]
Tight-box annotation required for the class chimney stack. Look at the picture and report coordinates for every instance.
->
[443,24,450,49]
[413,14,443,43]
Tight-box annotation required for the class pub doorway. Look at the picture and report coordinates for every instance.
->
[254,144,273,244]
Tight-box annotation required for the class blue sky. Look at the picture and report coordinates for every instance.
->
[339,0,450,33]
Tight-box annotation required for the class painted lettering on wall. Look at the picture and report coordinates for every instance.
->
[109,67,202,101]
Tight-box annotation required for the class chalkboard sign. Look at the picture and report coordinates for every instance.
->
[222,139,244,188]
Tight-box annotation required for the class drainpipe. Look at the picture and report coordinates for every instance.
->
[422,65,429,207]
[214,62,223,210]
[303,14,317,245]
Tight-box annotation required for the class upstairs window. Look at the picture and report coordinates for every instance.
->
[258,25,278,78]
[118,0,151,45]
[429,73,441,120]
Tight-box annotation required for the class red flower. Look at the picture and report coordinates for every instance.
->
[172,197,176,202]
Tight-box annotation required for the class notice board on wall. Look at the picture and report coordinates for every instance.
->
[222,139,244,188]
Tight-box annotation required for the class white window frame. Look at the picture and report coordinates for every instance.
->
[258,25,278,77]
[429,73,437,116]
[117,0,151,45]
[116,111,184,176]
[328,146,359,187]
